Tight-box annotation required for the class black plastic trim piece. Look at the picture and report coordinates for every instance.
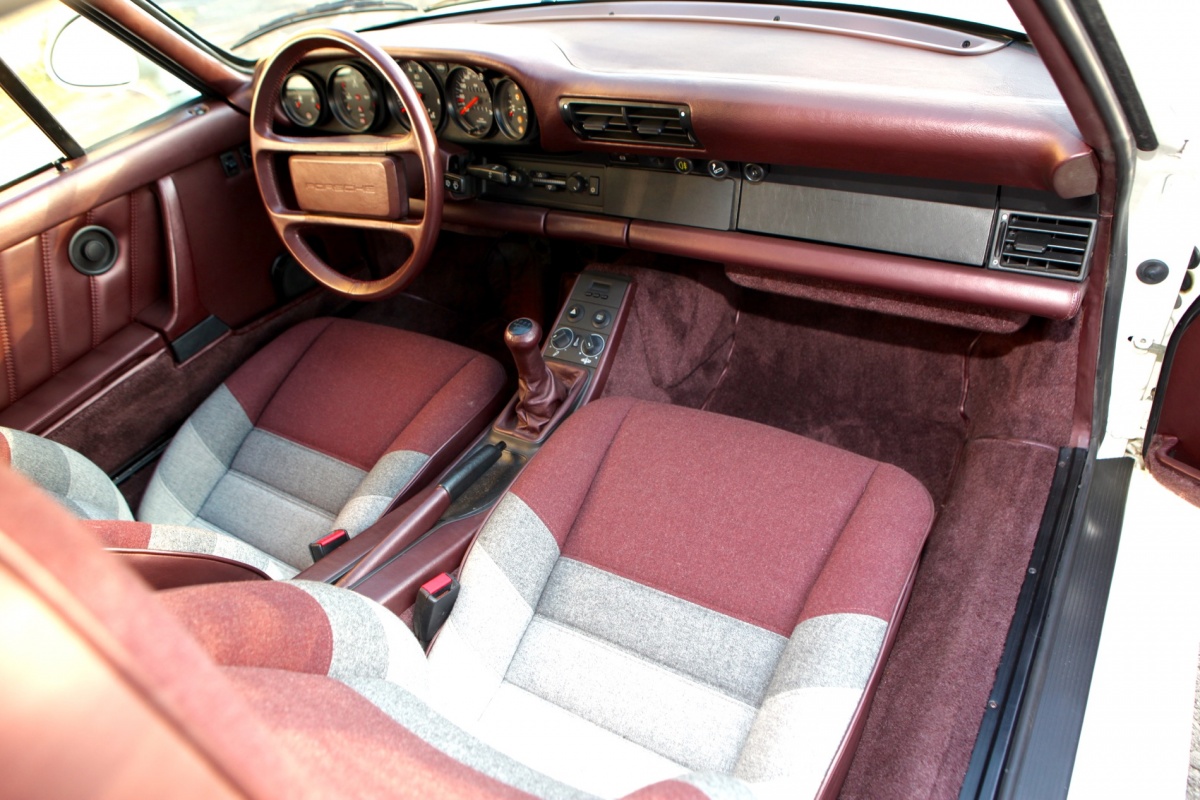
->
[169,315,231,363]
[1070,0,1158,151]
[959,447,1087,800]
[439,442,506,501]
[111,436,171,484]
[997,456,1132,798]
[0,56,84,160]
[1142,296,1200,456]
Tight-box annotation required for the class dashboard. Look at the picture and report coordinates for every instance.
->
[269,1,1105,323]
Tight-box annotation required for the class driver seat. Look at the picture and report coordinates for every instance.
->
[1,317,506,578]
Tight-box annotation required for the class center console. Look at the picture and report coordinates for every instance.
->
[301,269,635,614]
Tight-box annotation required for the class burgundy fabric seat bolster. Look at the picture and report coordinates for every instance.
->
[137,318,506,571]
[0,466,556,800]
[423,397,934,798]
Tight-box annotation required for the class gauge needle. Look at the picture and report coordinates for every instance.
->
[460,96,479,115]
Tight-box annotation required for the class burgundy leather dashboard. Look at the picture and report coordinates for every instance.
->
[373,2,1096,196]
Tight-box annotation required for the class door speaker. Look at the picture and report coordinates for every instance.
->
[68,226,119,276]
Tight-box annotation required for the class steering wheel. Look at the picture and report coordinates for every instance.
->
[250,29,443,300]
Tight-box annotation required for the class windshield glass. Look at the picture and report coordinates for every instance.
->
[149,0,1024,61]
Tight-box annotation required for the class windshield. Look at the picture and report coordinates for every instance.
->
[149,0,1024,61]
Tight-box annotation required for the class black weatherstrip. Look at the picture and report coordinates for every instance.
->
[1071,0,1158,151]
[0,57,84,160]
[1006,457,1133,798]
[959,447,1087,800]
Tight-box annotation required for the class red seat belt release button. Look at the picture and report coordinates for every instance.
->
[414,572,460,649]
[308,529,349,562]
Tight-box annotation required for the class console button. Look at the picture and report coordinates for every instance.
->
[591,309,611,328]
[566,303,584,321]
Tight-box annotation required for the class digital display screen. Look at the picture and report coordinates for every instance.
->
[589,281,611,294]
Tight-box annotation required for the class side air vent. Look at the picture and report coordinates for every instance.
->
[560,99,699,147]
[988,211,1097,281]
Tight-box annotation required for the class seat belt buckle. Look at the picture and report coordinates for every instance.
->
[414,572,460,648]
[308,529,349,562]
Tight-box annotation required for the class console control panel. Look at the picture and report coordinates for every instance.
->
[478,157,604,212]
[546,272,631,368]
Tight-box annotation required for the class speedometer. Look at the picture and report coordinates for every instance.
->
[393,61,442,130]
[447,67,493,137]
[328,64,378,132]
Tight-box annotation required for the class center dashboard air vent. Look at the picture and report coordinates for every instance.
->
[560,99,699,147]
[988,211,1097,282]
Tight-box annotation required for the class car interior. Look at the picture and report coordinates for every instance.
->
[0,0,1126,798]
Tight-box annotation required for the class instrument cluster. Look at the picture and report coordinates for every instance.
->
[279,59,535,144]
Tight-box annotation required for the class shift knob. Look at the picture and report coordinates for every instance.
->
[505,318,543,380]
[504,318,566,437]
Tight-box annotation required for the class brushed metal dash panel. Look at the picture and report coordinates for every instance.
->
[738,182,995,265]
[605,169,736,230]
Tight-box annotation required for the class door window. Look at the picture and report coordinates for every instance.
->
[0,0,200,187]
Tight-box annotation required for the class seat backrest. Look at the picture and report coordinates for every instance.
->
[0,464,308,799]
[0,426,132,520]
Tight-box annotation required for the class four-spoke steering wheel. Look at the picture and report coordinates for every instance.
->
[250,29,443,300]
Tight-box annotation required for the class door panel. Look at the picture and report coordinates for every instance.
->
[0,101,290,449]
[0,187,165,425]
[1145,294,1200,504]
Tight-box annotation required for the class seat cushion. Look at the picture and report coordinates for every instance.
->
[139,318,506,570]
[421,397,934,798]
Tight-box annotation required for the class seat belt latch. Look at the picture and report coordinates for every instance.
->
[308,529,349,562]
[414,572,460,648]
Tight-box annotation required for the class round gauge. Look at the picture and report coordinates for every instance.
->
[392,61,442,130]
[280,72,323,128]
[328,64,378,132]
[447,67,493,137]
[494,79,531,140]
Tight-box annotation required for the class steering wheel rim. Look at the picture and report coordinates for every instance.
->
[250,29,443,301]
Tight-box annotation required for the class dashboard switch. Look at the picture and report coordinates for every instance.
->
[550,327,576,350]
[743,163,767,182]
[581,333,605,358]
[707,160,729,179]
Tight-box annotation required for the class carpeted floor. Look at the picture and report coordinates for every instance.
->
[597,261,1081,800]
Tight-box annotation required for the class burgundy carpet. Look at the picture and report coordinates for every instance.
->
[599,262,1081,799]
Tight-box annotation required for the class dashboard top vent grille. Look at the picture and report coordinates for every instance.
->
[989,211,1096,281]
[560,99,698,148]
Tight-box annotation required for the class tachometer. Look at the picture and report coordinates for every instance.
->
[328,64,378,132]
[393,61,442,130]
[447,67,493,137]
[280,72,323,128]
[494,79,531,140]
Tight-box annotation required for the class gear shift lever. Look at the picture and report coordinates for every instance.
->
[505,318,567,438]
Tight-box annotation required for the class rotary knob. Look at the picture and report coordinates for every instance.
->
[580,333,605,358]
[566,173,587,193]
[550,327,575,350]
